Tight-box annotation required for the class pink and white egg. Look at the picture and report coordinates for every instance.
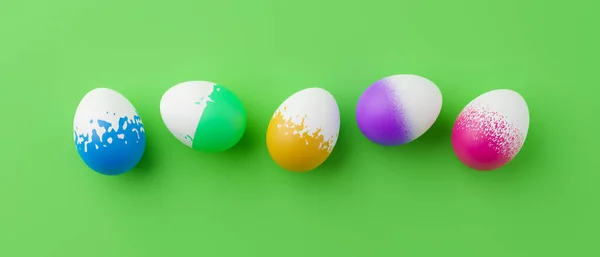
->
[452,89,530,171]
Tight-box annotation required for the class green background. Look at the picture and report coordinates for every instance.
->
[1,1,598,256]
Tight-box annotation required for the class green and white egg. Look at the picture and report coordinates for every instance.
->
[160,81,247,152]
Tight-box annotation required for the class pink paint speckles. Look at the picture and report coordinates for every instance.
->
[452,104,526,171]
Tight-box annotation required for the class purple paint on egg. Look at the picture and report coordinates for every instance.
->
[356,78,412,146]
[356,74,443,147]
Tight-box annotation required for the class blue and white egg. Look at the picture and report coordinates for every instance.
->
[73,88,146,175]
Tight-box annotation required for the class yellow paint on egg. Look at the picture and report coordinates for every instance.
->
[266,88,340,172]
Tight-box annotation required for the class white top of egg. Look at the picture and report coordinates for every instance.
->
[159,81,217,147]
[73,88,143,152]
[466,89,530,135]
[383,74,443,138]
[275,87,340,150]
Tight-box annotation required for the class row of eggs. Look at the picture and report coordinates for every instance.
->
[73,75,529,175]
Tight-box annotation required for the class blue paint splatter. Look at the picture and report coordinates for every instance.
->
[74,114,146,175]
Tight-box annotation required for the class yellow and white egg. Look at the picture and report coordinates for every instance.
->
[266,88,340,172]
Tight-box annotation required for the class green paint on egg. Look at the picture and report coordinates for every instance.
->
[191,85,247,152]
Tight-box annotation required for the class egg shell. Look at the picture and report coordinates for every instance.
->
[451,89,529,171]
[356,74,443,146]
[266,88,340,172]
[160,81,247,152]
[73,88,146,175]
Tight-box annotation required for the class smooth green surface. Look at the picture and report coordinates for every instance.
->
[1,1,598,256]
[192,85,247,152]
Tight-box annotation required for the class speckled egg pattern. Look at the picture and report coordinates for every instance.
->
[454,104,524,159]
[452,89,529,171]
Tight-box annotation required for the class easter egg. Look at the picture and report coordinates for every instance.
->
[160,81,247,152]
[73,88,146,175]
[266,88,340,172]
[451,89,529,171]
[356,74,443,146]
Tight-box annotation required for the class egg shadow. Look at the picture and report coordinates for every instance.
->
[409,114,455,152]
[218,90,271,162]
[310,98,359,177]
[104,138,157,189]
[226,123,263,158]
[126,133,156,179]
[377,112,457,177]
[189,116,267,174]
[315,122,352,176]
[483,124,543,178]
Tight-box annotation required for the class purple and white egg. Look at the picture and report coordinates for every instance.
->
[356,74,443,146]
